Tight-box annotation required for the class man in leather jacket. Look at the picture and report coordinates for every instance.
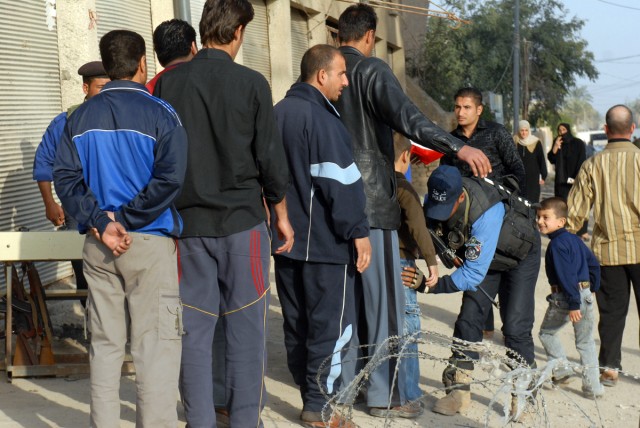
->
[334,4,491,418]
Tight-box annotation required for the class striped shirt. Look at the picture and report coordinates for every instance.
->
[567,140,640,266]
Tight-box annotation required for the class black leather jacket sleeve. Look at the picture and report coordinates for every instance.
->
[362,58,464,156]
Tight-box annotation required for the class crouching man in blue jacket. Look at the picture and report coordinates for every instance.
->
[53,30,187,427]
[272,44,371,428]
[417,165,540,419]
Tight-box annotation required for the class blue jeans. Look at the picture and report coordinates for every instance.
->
[400,259,423,401]
[539,288,603,394]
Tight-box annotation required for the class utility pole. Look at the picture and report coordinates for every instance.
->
[513,0,520,131]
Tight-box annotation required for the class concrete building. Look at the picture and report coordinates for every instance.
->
[0,0,410,283]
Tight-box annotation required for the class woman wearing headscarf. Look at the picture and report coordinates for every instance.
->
[548,122,589,238]
[514,120,547,202]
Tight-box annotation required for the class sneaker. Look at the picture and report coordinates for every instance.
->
[582,386,605,399]
[482,330,494,340]
[215,408,230,428]
[600,369,618,387]
[551,373,574,385]
[369,401,424,419]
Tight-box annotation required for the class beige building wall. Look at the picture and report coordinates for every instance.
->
[55,0,173,110]
[54,0,408,106]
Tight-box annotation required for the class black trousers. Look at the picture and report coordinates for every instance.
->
[597,264,640,370]
[452,234,541,368]
[274,256,356,412]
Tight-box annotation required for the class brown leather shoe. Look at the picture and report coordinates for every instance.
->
[600,369,618,387]
[302,414,358,428]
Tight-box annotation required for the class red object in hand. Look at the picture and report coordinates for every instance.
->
[410,141,444,165]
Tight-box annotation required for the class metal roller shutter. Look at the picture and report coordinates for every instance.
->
[0,0,70,285]
[290,8,309,82]
[244,0,271,85]
[95,0,156,79]
[190,0,206,46]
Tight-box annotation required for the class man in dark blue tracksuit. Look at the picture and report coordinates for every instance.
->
[272,44,371,428]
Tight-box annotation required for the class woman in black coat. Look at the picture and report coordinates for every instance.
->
[514,120,547,202]
[548,122,588,237]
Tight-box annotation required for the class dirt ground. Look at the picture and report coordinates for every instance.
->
[1,233,639,427]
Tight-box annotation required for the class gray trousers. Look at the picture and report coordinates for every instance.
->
[84,233,182,428]
[341,229,405,407]
[179,223,270,428]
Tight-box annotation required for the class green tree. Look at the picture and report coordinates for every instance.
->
[407,0,598,130]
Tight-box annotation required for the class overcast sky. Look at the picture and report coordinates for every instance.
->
[562,0,640,116]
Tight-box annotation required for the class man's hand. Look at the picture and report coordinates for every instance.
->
[272,198,294,254]
[274,217,294,254]
[456,146,491,178]
[45,201,65,226]
[100,222,132,257]
[425,265,438,287]
[569,309,582,323]
[354,237,371,273]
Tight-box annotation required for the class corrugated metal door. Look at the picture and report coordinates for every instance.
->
[0,0,71,284]
[290,8,309,82]
[95,0,156,79]
[190,0,206,46]
[244,0,271,85]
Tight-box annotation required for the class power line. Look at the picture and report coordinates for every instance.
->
[596,53,640,63]
[595,0,640,11]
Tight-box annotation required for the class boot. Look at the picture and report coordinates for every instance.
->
[432,390,471,416]
[432,368,471,416]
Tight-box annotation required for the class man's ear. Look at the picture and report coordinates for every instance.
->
[190,41,198,55]
[365,29,375,45]
[402,150,411,163]
[82,82,89,96]
[234,25,244,41]
[458,192,466,203]
[476,104,484,116]
[318,68,327,86]
[139,55,147,77]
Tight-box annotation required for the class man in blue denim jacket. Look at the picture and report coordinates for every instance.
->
[537,197,604,398]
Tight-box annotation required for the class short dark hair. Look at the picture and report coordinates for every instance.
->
[454,87,483,105]
[538,197,567,219]
[200,0,254,46]
[338,4,377,43]
[99,30,146,80]
[393,132,411,161]
[300,44,341,82]
[153,19,196,67]
[605,104,634,135]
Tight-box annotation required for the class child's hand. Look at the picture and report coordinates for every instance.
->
[401,266,424,290]
[569,309,582,323]
[425,265,438,287]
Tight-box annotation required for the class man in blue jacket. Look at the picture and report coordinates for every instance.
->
[53,30,187,427]
[421,165,540,418]
[272,44,371,428]
[33,61,109,306]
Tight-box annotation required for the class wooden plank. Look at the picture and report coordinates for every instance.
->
[0,232,84,262]
[44,290,88,300]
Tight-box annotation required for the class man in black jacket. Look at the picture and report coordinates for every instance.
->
[154,1,294,426]
[273,44,371,428]
[442,87,525,185]
[335,3,491,418]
